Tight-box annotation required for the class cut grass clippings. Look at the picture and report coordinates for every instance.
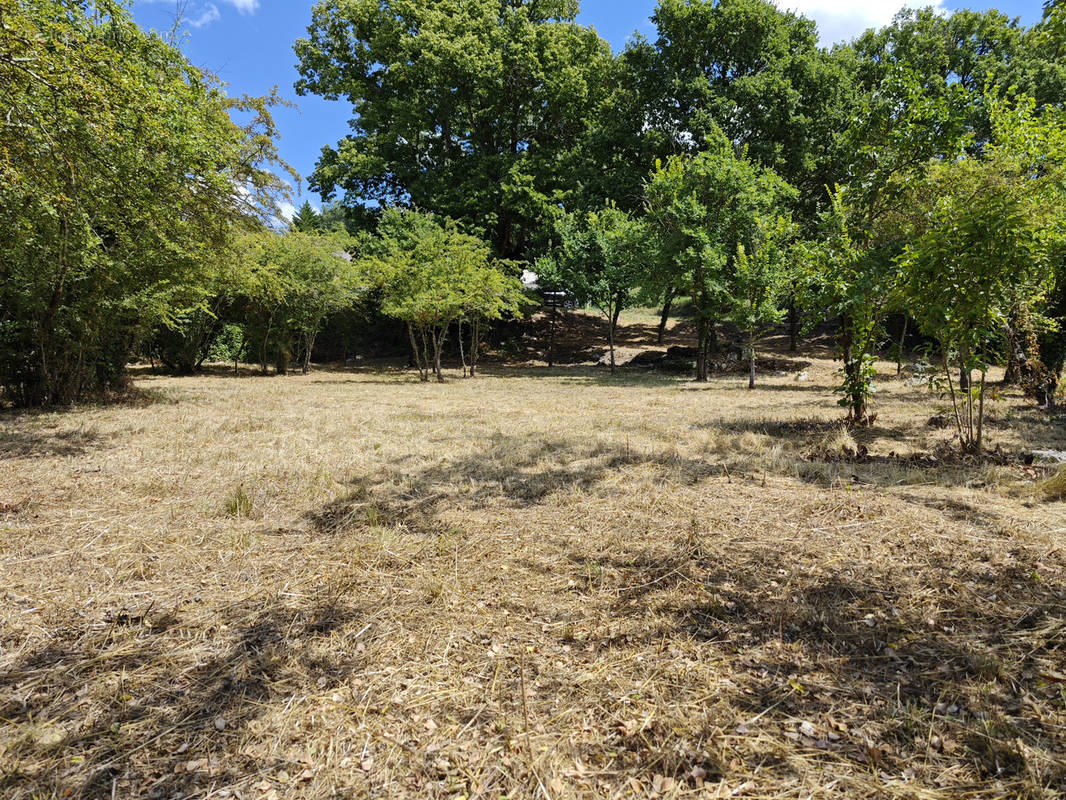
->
[1,331,1064,799]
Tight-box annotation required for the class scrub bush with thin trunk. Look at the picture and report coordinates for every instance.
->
[362,209,526,382]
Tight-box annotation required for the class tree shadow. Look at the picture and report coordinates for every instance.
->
[483,365,687,387]
[585,534,1066,792]
[0,596,369,798]
[305,434,725,536]
[0,424,107,459]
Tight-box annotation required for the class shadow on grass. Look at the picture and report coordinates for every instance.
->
[584,532,1066,793]
[306,434,727,536]
[0,424,107,459]
[0,596,369,799]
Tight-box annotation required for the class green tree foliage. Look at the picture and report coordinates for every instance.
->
[294,0,612,259]
[851,7,1066,143]
[541,206,645,372]
[0,0,287,405]
[801,72,972,425]
[567,38,679,214]
[726,216,794,390]
[648,0,858,222]
[898,94,1066,448]
[363,210,526,382]
[900,159,1058,453]
[646,131,795,382]
[1046,1,1066,54]
[800,189,898,425]
[236,230,359,375]
[291,201,322,233]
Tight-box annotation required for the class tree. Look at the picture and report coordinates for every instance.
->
[850,7,1066,146]
[996,95,1066,408]
[291,201,322,233]
[799,189,897,425]
[236,230,359,375]
[802,70,972,425]
[645,131,795,381]
[726,216,794,390]
[0,0,288,405]
[900,125,1060,453]
[542,206,645,373]
[649,0,859,222]
[459,261,529,378]
[1047,1,1066,55]
[365,209,524,382]
[294,0,612,260]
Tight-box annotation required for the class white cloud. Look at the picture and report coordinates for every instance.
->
[136,0,258,24]
[222,0,259,13]
[776,1,949,45]
[188,4,220,28]
[278,201,297,222]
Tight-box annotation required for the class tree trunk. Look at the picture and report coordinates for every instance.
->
[547,302,558,368]
[943,349,967,444]
[788,297,799,353]
[432,327,445,382]
[840,321,867,425]
[470,319,480,378]
[896,316,909,378]
[658,287,675,346]
[275,343,289,376]
[748,330,756,390]
[607,300,619,374]
[302,330,316,374]
[975,370,987,454]
[695,319,709,382]
[408,324,428,382]
[261,312,275,375]
[458,321,467,377]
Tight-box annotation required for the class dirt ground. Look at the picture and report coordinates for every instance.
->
[2,314,1065,799]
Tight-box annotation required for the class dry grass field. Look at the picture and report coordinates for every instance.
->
[2,314,1066,800]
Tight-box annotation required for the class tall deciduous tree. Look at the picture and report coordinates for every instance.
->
[294,0,612,259]
[1046,0,1066,54]
[851,7,1066,143]
[542,206,645,373]
[649,0,858,221]
[646,131,795,382]
[0,0,288,405]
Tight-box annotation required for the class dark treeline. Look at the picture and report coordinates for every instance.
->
[3,0,1066,452]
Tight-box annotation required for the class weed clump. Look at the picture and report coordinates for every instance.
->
[1039,466,1066,501]
[812,426,866,461]
[224,484,253,518]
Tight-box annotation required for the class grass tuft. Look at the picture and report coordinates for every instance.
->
[223,483,253,518]
[1039,466,1066,501]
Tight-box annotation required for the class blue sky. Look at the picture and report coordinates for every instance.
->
[129,0,1045,216]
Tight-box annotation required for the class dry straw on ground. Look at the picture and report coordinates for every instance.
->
[1,315,1065,799]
